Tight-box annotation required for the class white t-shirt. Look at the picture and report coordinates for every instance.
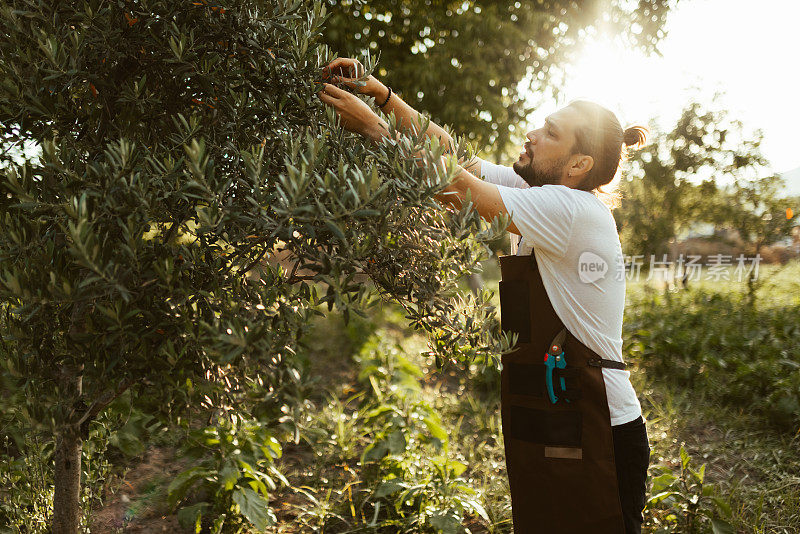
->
[480,158,642,426]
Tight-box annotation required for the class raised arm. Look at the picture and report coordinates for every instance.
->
[320,58,481,176]
[437,164,519,234]
[317,82,509,229]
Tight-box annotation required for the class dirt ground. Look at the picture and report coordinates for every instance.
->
[90,447,187,533]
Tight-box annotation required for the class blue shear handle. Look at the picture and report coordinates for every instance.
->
[545,349,567,404]
[556,352,568,403]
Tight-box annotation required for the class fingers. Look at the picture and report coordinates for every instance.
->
[316,83,351,109]
[319,70,357,88]
[321,57,363,79]
[328,57,353,68]
[322,58,349,78]
[329,57,361,72]
[317,90,336,105]
[320,83,348,98]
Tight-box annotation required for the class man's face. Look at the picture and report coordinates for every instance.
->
[512,106,582,187]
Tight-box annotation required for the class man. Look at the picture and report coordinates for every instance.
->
[318,58,650,534]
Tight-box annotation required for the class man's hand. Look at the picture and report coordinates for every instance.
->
[320,57,387,100]
[441,165,519,234]
[319,56,458,157]
[317,83,388,140]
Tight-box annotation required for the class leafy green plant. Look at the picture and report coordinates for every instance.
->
[105,404,162,459]
[302,394,364,464]
[368,452,489,534]
[645,445,734,534]
[357,340,446,463]
[352,336,488,533]
[167,415,285,533]
[0,435,53,534]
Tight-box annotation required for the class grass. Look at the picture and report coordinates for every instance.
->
[629,260,800,533]
[640,383,800,533]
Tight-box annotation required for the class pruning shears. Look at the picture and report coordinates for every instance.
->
[544,329,568,404]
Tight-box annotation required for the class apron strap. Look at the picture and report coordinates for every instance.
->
[587,356,627,370]
[553,328,629,371]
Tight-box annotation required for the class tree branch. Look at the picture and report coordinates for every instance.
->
[74,377,137,432]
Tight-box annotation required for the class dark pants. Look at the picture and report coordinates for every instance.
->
[612,416,650,534]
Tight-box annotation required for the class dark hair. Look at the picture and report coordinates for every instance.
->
[568,100,647,208]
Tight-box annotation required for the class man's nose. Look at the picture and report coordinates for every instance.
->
[526,131,537,144]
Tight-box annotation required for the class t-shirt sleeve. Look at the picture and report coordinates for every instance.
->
[479,158,529,188]
[495,184,576,258]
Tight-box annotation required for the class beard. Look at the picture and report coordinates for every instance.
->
[513,154,569,187]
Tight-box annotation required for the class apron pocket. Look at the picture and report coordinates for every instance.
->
[499,280,531,343]
[506,364,583,402]
[508,363,545,397]
[553,367,582,402]
[508,406,582,447]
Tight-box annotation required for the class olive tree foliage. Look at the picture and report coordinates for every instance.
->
[0,0,506,530]
[321,0,675,159]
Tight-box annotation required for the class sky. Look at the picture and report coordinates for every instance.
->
[524,0,800,174]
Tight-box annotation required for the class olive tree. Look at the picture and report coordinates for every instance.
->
[0,0,504,531]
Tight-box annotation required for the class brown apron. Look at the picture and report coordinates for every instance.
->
[498,252,626,533]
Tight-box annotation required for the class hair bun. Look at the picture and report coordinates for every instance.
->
[623,126,647,148]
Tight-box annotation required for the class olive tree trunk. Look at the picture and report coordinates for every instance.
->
[52,369,83,534]
[52,428,82,534]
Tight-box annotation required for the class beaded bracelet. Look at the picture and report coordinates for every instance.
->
[378,86,392,108]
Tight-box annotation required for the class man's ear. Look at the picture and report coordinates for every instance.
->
[568,154,594,179]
